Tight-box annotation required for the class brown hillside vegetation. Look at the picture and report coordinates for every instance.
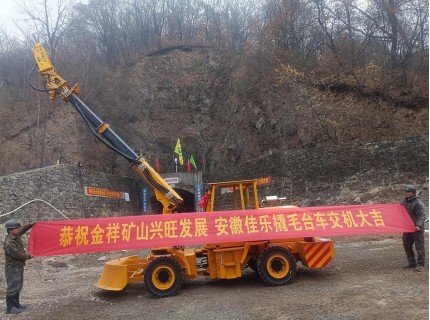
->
[0,46,428,178]
[0,0,428,180]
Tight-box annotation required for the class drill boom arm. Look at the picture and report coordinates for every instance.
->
[32,43,183,213]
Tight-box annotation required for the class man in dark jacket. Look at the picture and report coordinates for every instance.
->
[3,219,33,314]
[401,185,426,272]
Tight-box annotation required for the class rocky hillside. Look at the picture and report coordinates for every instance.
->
[0,46,428,181]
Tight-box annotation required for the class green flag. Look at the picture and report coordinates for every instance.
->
[189,155,197,170]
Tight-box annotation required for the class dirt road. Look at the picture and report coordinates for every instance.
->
[0,234,428,320]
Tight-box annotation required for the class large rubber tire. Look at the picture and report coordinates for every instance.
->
[257,246,297,286]
[144,256,184,297]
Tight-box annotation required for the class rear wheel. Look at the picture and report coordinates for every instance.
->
[144,256,184,297]
[257,246,297,286]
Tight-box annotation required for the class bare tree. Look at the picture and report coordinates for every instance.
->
[130,0,153,51]
[16,0,76,59]
[221,0,259,52]
[262,0,323,65]
[74,0,122,66]
[148,0,168,47]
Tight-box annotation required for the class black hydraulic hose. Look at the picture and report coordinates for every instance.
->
[69,95,137,163]
[70,100,182,206]
[71,95,139,160]
[28,64,54,93]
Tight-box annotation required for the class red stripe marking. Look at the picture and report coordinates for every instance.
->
[304,243,316,255]
[317,252,333,268]
[306,243,324,262]
[320,255,333,267]
[309,246,331,268]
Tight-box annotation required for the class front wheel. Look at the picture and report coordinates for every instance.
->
[257,246,297,286]
[144,256,184,297]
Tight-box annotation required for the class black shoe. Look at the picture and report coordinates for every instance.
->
[14,294,26,310]
[403,264,417,268]
[5,296,21,314]
[6,306,21,314]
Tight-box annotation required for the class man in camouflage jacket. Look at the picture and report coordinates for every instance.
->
[3,219,33,314]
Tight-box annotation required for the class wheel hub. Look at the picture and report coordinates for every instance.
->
[271,259,283,272]
[157,270,170,283]
[267,254,290,279]
[152,265,175,290]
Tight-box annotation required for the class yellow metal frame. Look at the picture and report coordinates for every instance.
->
[206,179,259,211]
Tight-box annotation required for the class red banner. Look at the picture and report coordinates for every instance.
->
[29,204,414,256]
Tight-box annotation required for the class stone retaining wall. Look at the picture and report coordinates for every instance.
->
[0,165,140,223]
[221,137,428,206]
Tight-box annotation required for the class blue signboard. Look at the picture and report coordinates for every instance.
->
[195,183,202,211]
[141,188,149,214]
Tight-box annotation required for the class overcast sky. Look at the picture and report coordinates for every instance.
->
[0,0,90,38]
[0,0,21,35]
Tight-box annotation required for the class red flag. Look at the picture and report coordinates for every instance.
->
[155,157,160,172]
[187,158,191,172]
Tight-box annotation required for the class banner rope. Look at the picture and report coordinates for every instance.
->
[0,199,70,220]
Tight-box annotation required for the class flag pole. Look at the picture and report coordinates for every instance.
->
[175,157,178,173]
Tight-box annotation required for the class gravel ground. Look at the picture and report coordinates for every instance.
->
[0,234,428,320]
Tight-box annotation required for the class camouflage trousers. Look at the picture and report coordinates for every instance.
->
[5,266,24,296]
